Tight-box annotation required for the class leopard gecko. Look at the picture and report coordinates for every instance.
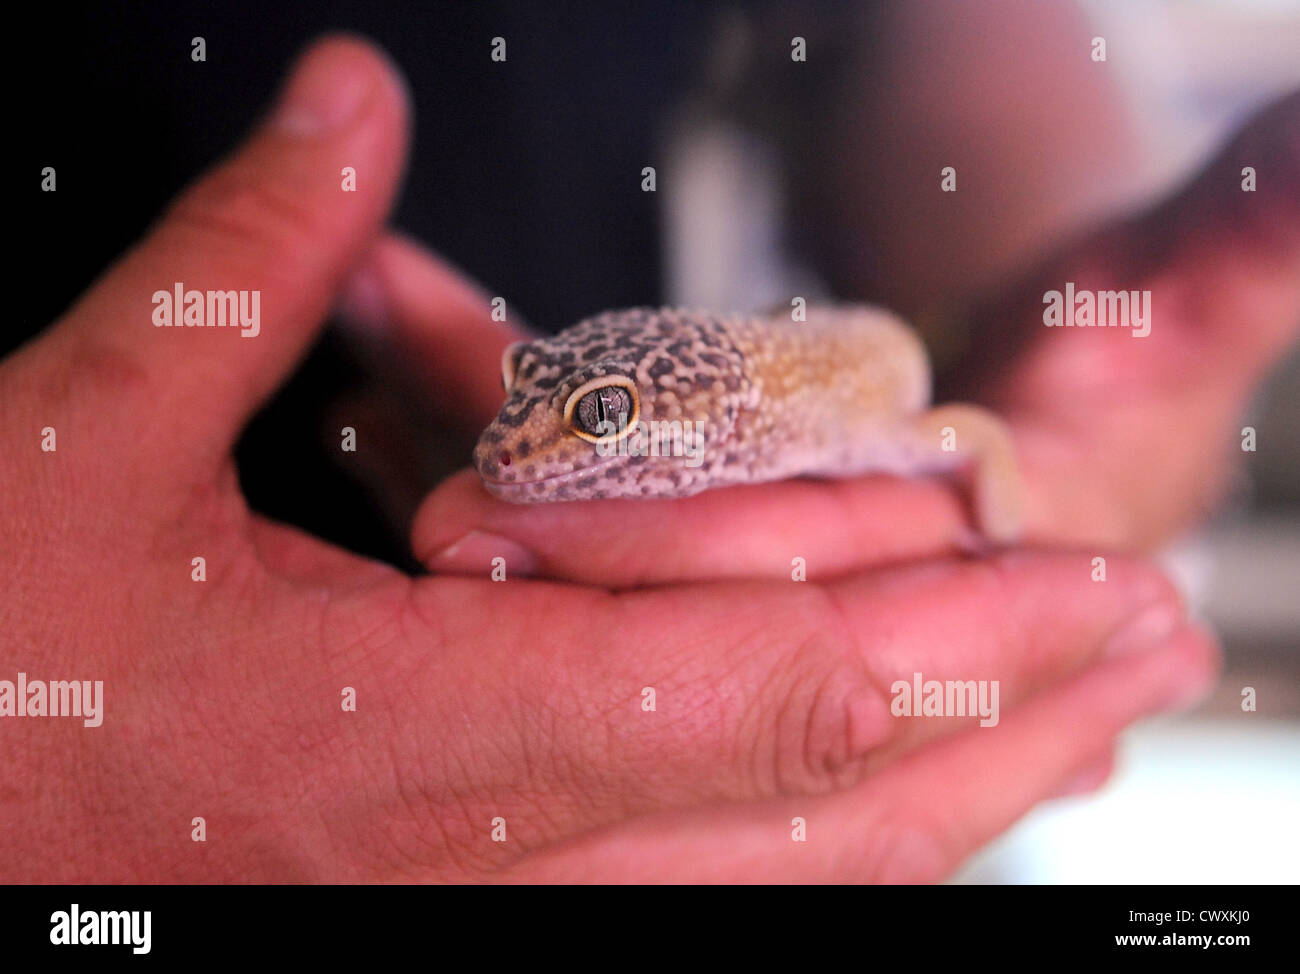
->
[474,305,1022,543]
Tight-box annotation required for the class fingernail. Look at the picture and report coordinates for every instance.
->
[271,43,371,135]
[1104,602,1182,657]
[1157,626,1218,712]
[1049,755,1114,800]
[426,530,538,578]
[1163,676,1213,713]
[336,262,389,335]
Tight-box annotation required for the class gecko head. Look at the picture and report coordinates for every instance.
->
[473,309,748,502]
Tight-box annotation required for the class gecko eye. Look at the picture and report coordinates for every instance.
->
[564,376,639,443]
[500,342,528,391]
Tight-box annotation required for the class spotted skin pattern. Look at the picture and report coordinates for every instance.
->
[475,305,1023,542]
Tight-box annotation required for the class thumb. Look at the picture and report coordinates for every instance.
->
[42,34,410,462]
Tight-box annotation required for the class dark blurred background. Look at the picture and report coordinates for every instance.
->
[18,0,1300,881]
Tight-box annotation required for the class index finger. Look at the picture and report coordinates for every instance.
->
[414,467,975,586]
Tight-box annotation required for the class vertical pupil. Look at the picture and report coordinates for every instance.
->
[579,387,629,434]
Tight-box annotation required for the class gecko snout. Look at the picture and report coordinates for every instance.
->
[472,426,520,482]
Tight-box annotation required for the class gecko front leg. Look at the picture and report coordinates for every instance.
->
[896,403,1024,545]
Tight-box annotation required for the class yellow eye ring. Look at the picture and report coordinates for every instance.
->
[564,376,640,443]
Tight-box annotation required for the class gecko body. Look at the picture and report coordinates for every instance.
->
[475,305,1022,542]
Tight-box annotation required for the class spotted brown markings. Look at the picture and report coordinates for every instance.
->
[648,358,675,380]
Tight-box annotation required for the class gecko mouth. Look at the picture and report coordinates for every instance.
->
[479,457,619,497]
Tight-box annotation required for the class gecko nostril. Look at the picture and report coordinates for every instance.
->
[499,451,512,467]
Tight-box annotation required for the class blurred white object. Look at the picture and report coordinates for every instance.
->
[1078,0,1300,190]
[953,720,1300,884]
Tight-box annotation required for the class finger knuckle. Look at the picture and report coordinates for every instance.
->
[754,594,893,796]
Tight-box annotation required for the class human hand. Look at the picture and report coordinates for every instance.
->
[0,36,1215,883]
